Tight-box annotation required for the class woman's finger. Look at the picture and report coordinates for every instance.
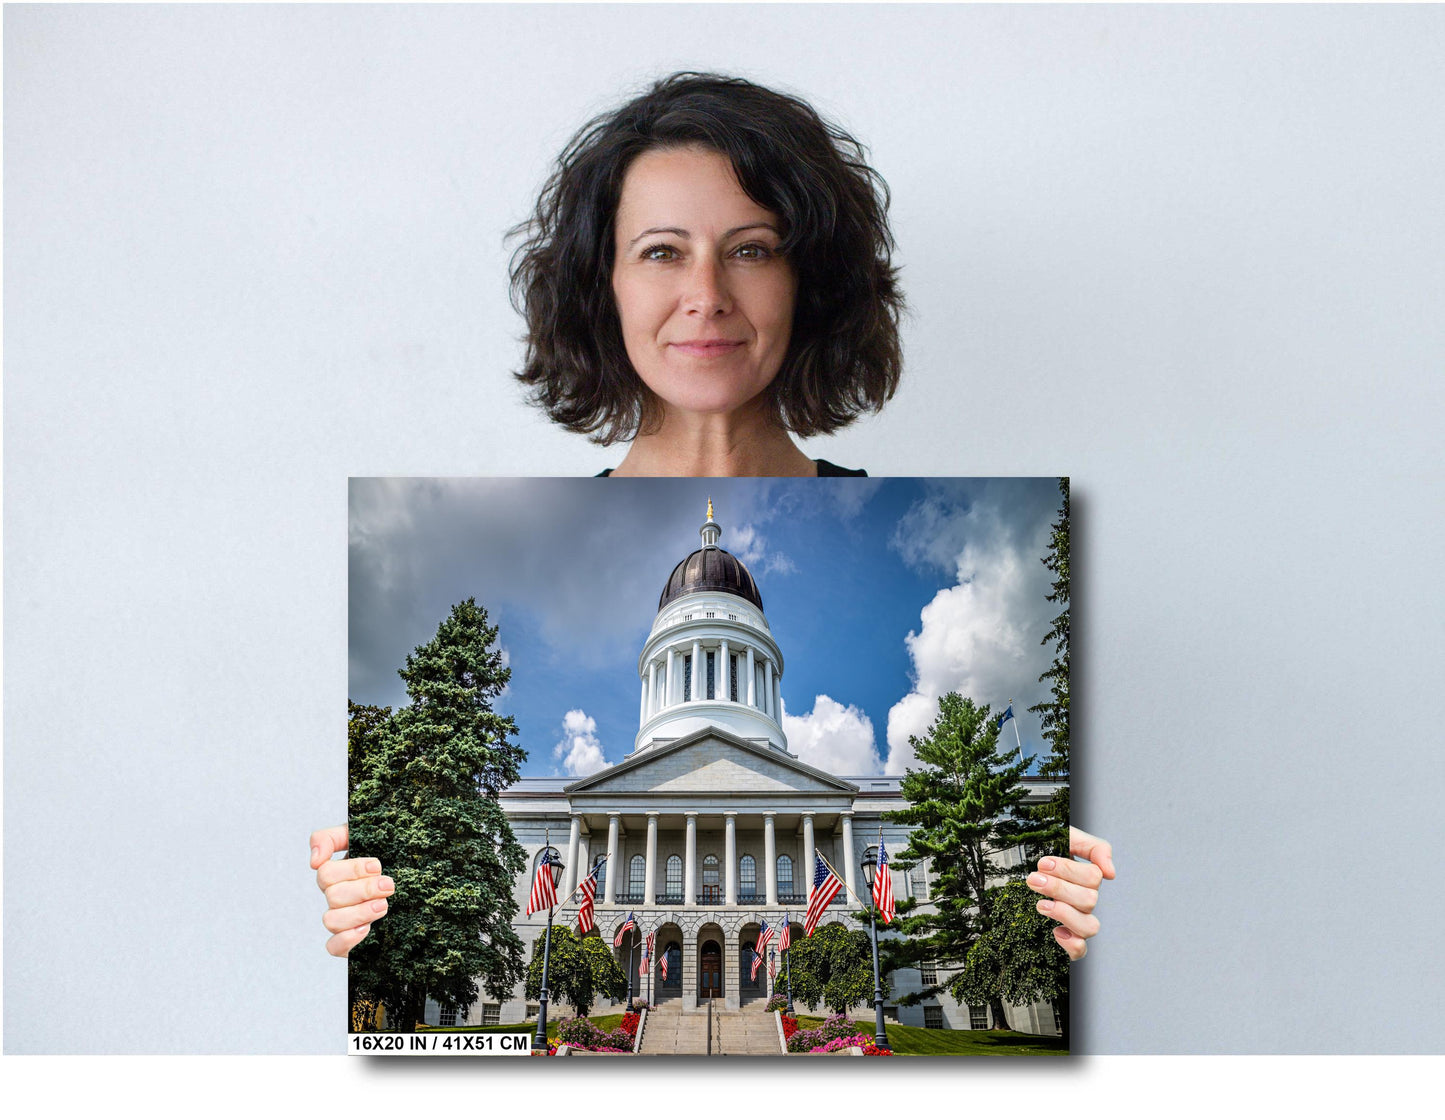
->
[323,897,389,935]
[310,825,349,870]
[1034,854,1103,890]
[327,923,372,959]
[1068,827,1115,879]
[324,874,395,909]
[1026,869,1097,914]
[317,855,382,892]
[1053,924,1087,961]
[1034,896,1100,939]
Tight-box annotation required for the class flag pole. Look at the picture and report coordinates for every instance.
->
[783,914,795,1017]
[532,827,555,1052]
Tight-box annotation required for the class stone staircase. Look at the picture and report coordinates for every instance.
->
[638,1001,783,1055]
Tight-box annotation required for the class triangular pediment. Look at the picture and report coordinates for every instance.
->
[565,726,858,797]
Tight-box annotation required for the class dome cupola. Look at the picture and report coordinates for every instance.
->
[658,499,764,612]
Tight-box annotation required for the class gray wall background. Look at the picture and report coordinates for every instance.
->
[6,4,1442,1053]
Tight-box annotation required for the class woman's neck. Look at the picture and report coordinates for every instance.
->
[610,405,817,477]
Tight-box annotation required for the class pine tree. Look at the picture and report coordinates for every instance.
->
[882,692,1047,1031]
[1028,478,1070,860]
[347,599,528,1031]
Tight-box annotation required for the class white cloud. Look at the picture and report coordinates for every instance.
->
[729,522,794,578]
[553,708,611,777]
[884,532,1052,773]
[782,694,883,775]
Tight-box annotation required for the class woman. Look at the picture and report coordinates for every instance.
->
[314,73,1113,964]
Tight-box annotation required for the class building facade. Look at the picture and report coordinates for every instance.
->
[428,503,1063,1035]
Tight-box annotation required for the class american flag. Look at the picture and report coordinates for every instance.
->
[614,911,636,947]
[750,947,763,981]
[779,914,792,953]
[575,862,600,934]
[755,917,775,954]
[803,854,843,936]
[872,833,895,924]
[769,949,777,982]
[660,948,669,981]
[526,848,559,916]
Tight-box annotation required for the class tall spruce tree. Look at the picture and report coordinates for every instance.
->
[882,692,1044,1031]
[1027,478,1070,860]
[347,599,528,1031]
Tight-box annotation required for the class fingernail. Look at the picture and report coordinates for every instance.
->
[379,876,395,893]
[365,859,381,874]
[1028,873,1048,888]
[371,899,388,914]
[1039,858,1056,871]
[1037,899,1054,912]
[311,846,320,864]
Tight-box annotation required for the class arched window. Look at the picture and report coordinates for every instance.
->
[629,855,646,899]
[662,941,682,988]
[593,855,606,898]
[534,846,560,873]
[665,855,683,900]
[739,854,757,900]
[702,854,720,903]
[776,854,793,898]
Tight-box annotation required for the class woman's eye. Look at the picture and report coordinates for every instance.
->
[733,243,774,260]
[642,245,678,262]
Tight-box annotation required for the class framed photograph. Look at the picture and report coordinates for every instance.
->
[346,476,1071,1056]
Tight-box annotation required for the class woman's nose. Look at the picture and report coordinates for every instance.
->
[681,258,732,316]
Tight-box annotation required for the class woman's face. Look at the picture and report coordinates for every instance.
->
[611,146,797,421]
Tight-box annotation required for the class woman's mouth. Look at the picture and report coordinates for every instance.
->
[670,339,745,357]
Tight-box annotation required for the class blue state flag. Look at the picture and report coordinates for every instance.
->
[996,704,1015,730]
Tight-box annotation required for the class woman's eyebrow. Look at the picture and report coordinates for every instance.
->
[626,222,780,249]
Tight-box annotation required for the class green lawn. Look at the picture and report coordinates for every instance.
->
[793,1015,1067,1057]
[418,1012,627,1040]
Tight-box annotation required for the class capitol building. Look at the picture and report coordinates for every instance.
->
[428,502,1063,1036]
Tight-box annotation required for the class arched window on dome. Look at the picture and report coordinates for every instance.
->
[776,854,794,899]
[629,855,646,901]
[665,855,683,902]
[739,854,757,901]
[683,655,692,702]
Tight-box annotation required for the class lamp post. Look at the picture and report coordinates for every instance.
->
[860,850,889,1051]
[784,916,795,1017]
[530,852,566,1052]
[626,935,636,1012]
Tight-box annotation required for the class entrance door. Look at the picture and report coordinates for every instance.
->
[699,940,722,998]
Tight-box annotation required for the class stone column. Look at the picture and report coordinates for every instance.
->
[565,815,582,899]
[764,659,774,718]
[724,937,741,1012]
[773,672,782,721]
[745,646,756,707]
[665,647,676,708]
[691,640,702,701]
[684,812,698,907]
[801,813,816,903]
[840,811,857,907]
[724,812,738,905]
[605,812,621,905]
[719,638,730,701]
[763,812,778,905]
[639,678,647,724]
[647,660,659,718]
[644,812,659,905]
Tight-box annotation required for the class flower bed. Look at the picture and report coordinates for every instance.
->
[555,1016,636,1053]
[785,1013,890,1055]
[765,994,789,1013]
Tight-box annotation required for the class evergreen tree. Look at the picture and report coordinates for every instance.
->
[523,927,628,1019]
[956,879,1071,1045]
[1027,478,1070,859]
[881,692,1045,1031]
[786,923,882,1015]
[347,599,528,1031]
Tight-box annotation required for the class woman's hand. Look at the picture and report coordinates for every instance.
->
[1026,826,1115,961]
[310,825,394,958]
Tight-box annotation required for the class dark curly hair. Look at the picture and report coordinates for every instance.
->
[509,72,904,445]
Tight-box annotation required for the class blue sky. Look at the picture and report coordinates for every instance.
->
[349,477,1064,777]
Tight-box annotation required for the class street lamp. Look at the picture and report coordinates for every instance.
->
[860,849,889,1051]
[626,933,636,1012]
[531,850,566,1052]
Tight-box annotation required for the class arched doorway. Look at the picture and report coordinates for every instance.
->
[739,925,768,1003]
[654,922,684,1005]
[699,939,723,998]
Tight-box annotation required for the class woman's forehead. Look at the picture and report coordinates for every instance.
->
[615,146,778,235]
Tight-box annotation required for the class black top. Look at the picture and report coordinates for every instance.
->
[596,458,867,478]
